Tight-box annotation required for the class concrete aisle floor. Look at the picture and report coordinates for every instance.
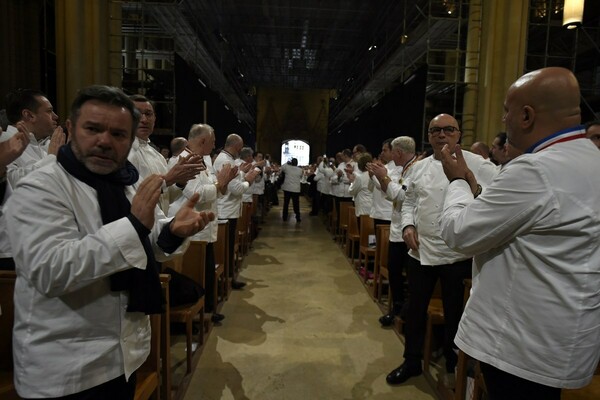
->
[184,196,436,400]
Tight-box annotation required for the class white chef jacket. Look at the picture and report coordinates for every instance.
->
[401,151,497,265]
[214,151,248,219]
[280,163,303,193]
[169,155,218,242]
[0,179,12,258]
[440,129,600,389]
[384,158,418,243]
[331,161,352,198]
[4,125,56,187]
[348,171,372,216]
[316,161,334,195]
[369,160,401,221]
[5,160,187,398]
[249,161,265,195]
[128,137,179,214]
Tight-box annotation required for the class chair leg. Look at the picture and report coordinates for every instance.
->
[454,350,469,400]
[185,318,193,374]
[198,308,204,346]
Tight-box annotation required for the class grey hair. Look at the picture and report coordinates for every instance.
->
[391,136,416,153]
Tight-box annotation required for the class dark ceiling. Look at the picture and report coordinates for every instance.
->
[131,0,600,133]
[144,0,459,131]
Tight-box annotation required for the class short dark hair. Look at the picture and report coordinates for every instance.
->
[382,138,393,150]
[353,144,366,153]
[70,85,140,138]
[495,132,508,147]
[129,94,155,109]
[342,148,352,158]
[357,152,373,171]
[5,89,46,124]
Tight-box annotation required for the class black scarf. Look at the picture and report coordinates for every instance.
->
[57,144,162,314]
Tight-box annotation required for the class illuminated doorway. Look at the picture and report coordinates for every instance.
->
[281,139,310,166]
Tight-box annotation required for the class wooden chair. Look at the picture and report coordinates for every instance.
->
[454,279,482,400]
[374,225,391,304]
[168,241,206,374]
[358,215,376,281]
[234,203,252,274]
[0,271,18,400]
[159,274,172,400]
[214,221,229,303]
[345,206,360,263]
[134,312,161,400]
[329,197,338,237]
[423,280,444,375]
[337,201,351,246]
[561,362,600,400]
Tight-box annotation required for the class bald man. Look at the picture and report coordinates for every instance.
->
[388,113,497,386]
[214,134,259,289]
[439,67,600,399]
[469,141,490,159]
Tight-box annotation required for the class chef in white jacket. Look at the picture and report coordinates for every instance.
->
[439,67,600,399]
[6,85,213,399]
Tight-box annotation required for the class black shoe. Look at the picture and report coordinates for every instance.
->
[211,313,225,323]
[386,362,422,385]
[231,280,246,290]
[379,313,395,327]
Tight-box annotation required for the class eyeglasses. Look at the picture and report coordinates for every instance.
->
[139,110,155,118]
[428,126,459,135]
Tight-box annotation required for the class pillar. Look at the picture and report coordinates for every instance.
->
[476,0,529,145]
[55,0,112,119]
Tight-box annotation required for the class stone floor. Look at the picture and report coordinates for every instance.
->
[181,196,437,400]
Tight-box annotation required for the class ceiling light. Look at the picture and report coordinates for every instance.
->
[368,45,377,51]
[563,0,584,29]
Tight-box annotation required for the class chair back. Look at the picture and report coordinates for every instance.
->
[359,215,375,247]
[339,202,350,230]
[347,207,359,237]
[215,221,229,269]
[181,241,207,287]
[376,225,390,274]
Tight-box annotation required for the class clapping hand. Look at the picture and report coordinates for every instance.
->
[170,193,215,237]
[164,153,205,186]
[0,123,30,169]
[131,174,163,229]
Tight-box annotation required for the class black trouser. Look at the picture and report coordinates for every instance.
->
[204,242,216,312]
[403,259,471,372]
[320,193,331,214]
[387,241,415,308]
[0,257,15,270]
[226,218,237,278]
[310,190,321,214]
[282,190,300,220]
[28,373,137,400]
[480,362,561,400]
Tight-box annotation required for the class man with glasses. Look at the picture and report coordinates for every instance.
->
[386,114,497,387]
[128,95,204,214]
